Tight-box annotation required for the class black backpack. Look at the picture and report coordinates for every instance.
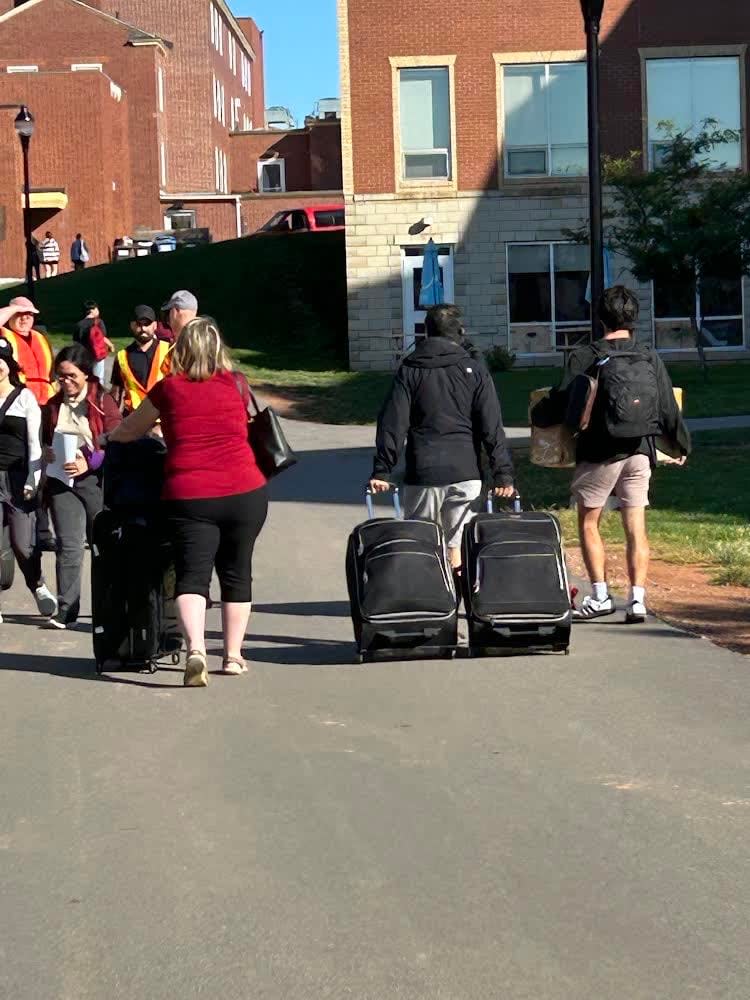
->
[593,346,661,439]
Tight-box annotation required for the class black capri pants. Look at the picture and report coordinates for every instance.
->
[165,486,268,603]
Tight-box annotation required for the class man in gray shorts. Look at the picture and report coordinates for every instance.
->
[563,287,690,623]
[369,304,515,573]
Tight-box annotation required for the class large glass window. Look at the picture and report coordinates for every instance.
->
[646,57,741,170]
[399,67,451,181]
[508,243,590,351]
[653,261,744,349]
[503,63,587,178]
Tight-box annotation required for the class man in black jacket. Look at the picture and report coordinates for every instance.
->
[369,304,515,570]
[562,286,690,624]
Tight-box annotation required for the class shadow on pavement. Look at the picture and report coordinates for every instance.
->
[206,631,355,666]
[0,652,186,688]
[253,601,350,617]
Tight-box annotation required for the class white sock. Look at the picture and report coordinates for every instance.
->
[630,586,646,606]
[592,582,609,603]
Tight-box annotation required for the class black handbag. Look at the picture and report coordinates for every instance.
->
[234,374,297,479]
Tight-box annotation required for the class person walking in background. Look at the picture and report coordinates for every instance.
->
[71,233,90,271]
[369,303,515,574]
[39,232,60,278]
[562,286,690,624]
[108,317,268,687]
[30,236,41,283]
[0,337,57,623]
[74,300,114,385]
[42,344,122,629]
[111,305,170,413]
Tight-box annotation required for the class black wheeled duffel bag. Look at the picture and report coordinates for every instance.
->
[346,488,458,662]
[462,494,572,655]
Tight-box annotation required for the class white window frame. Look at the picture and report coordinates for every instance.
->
[7,65,38,73]
[217,10,224,56]
[157,66,165,113]
[502,62,588,179]
[223,151,229,193]
[71,63,103,72]
[390,57,457,191]
[160,141,167,186]
[257,158,286,193]
[506,241,592,354]
[396,64,454,184]
[215,146,220,191]
[651,271,746,353]
[164,209,196,231]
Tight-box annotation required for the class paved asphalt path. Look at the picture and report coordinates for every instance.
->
[1,420,749,1000]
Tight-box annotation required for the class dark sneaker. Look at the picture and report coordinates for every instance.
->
[625,600,647,625]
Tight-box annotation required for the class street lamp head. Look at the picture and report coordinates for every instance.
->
[14,105,34,139]
[580,0,605,26]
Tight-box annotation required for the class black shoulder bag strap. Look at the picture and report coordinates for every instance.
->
[0,386,24,430]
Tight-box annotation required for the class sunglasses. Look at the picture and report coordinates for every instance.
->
[57,371,84,383]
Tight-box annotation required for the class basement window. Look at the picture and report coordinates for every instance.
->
[6,65,38,73]
[71,63,103,72]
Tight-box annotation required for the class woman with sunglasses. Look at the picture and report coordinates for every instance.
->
[42,344,121,629]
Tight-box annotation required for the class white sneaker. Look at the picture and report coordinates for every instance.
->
[573,594,616,621]
[625,600,647,624]
[0,609,3,624]
[35,585,58,619]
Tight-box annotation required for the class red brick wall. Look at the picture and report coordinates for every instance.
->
[237,17,265,128]
[309,120,342,191]
[0,71,135,276]
[98,0,264,195]
[345,0,750,194]
[189,199,238,242]
[230,121,342,194]
[240,194,344,236]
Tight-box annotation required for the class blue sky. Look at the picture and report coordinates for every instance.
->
[236,0,340,126]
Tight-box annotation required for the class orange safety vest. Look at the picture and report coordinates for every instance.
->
[2,327,54,404]
[117,340,171,411]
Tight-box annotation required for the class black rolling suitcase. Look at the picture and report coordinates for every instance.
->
[91,439,180,674]
[462,494,572,655]
[346,488,458,662]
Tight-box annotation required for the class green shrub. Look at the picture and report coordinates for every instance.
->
[485,345,517,372]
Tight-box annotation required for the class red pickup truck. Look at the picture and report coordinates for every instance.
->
[258,204,345,234]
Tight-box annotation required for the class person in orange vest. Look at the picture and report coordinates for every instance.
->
[111,305,171,413]
[0,296,55,405]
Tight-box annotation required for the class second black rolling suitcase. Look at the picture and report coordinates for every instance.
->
[346,488,458,662]
[462,495,572,655]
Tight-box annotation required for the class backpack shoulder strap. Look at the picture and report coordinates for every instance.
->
[0,386,24,429]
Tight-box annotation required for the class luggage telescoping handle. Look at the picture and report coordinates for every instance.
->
[486,490,522,514]
[365,485,402,520]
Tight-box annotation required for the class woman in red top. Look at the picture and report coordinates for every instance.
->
[108,317,268,687]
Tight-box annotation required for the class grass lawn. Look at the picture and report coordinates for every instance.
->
[514,428,750,587]
[16,234,747,425]
[236,359,750,426]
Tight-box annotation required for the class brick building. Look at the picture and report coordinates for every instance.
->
[0,0,264,276]
[231,116,343,234]
[338,0,750,369]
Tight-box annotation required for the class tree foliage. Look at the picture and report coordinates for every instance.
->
[567,122,750,375]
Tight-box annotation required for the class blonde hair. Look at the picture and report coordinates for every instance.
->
[170,316,233,381]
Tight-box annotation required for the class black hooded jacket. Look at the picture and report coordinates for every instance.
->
[372,337,514,488]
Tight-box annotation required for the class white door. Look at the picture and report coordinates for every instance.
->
[401,246,455,352]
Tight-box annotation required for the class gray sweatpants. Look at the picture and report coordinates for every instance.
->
[47,475,102,624]
[0,469,44,595]
[403,480,483,549]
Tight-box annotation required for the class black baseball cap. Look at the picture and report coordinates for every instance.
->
[133,304,156,323]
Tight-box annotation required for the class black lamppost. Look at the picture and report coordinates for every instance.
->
[14,105,35,302]
[580,0,605,339]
